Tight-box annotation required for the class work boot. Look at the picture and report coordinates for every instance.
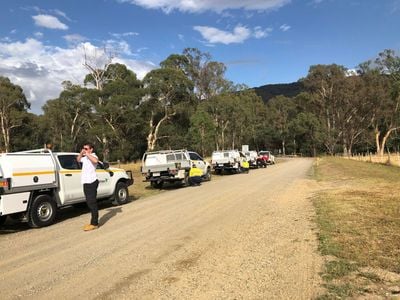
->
[83,224,98,231]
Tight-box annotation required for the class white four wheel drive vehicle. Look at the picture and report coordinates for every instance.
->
[141,149,212,188]
[0,149,133,228]
[243,150,259,168]
[211,150,247,174]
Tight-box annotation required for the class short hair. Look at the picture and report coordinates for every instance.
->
[83,142,95,150]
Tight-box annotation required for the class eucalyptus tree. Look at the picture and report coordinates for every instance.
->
[93,64,144,160]
[162,48,230,101]
[228,90,266,150]
[337,75,373,156]
[83,46,114,97]
[197,93,235,150]
[42,81,91,151]
[0,76,30,152]
[289,112,322,157]
[188,108,216,156]
[359,49,400,155]
[83,63,144,160]
[303,64,355,155]
[265,95,298,155]
[141,67,194,151]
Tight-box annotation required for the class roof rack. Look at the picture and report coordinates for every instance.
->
[145,149,187,155]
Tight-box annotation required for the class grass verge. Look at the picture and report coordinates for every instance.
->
[313,157,400,299]
[112,162,163,200]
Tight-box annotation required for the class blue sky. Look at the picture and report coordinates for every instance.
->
[0,0,399,113]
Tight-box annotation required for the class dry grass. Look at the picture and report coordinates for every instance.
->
[344,152,400,168]
[111,162,163,200]
[314,157,400,299]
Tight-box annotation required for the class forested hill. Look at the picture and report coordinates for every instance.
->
[252,81,304,103]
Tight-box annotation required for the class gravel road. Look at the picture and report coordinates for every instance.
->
[0,158,323,299]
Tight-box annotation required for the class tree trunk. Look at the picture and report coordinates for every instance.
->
[375,129,381,155]
[379,128,396,156]
[0,112,9,152]
[146,110,171,152]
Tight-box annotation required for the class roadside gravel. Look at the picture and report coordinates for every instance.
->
[0,158,323,299]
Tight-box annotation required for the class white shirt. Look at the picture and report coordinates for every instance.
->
[81,153,98,184]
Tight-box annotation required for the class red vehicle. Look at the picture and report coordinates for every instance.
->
[258,150,275,165]
[257,151,269,168]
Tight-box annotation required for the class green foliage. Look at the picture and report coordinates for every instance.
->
[3,48,400,160]
[253,82,304,103]
[0,76,30,152]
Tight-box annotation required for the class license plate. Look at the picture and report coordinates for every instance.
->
[153,172,160,176]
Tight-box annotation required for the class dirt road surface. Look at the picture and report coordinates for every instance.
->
[0,158,323,299]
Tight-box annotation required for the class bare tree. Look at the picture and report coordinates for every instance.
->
[82,45,115,103]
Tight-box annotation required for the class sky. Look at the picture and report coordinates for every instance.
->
[0,0,399,114]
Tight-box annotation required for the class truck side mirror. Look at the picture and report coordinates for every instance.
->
[101,161,110,169]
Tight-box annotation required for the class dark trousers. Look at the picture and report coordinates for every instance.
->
[84,180,99,225]
[189,176,202,186]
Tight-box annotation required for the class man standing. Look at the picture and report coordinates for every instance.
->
[77,143,99,231]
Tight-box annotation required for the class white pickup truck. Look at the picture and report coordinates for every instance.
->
[0,149,133,228]
[243,150,259,168]
[141,149,211,188]
[211,150,247,174]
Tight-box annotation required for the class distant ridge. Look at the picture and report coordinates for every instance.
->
[252,81,304,103]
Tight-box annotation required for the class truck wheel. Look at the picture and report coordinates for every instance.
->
[115,182,129,205]
[0,215,7,227]
[151,181,164,189]
[28,194,57,228]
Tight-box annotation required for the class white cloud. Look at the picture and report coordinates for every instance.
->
[253,26,273,38]
[194,25,251,44]
[280,24,291,31]
[32,14,68,30]
[63,34,87,44]
[52,9,72,21]
[110,31,139,38]
[194,24,272,44]
[34,32,44,38]
[120,0,291,13]
[0,39,155,113]
[0,37,12,42]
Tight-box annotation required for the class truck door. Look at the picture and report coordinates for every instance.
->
[57,154,85,204]
[96,165,112,198]
[189,152,207,175]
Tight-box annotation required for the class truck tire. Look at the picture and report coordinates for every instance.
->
[28,194,57,228]
[151,181,164,189]
[114,182,129,205]
[0,215,7,227]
